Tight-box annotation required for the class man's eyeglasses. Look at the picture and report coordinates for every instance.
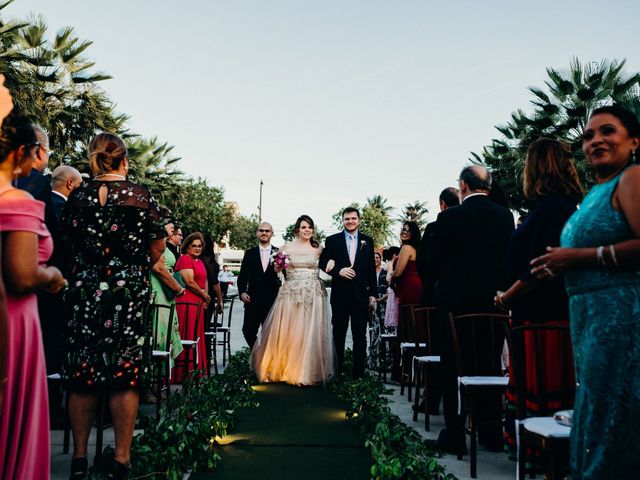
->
[32,142,54,155]
[258,229,272,233]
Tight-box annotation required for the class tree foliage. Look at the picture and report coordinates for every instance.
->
[227,214,260,250]
[331,196,395,248]
[168,177,233,241]
[472,58,640,211]
[398,201,428,231]
[0,3,232,238]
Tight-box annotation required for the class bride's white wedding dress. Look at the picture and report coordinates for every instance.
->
[251,247,334,386]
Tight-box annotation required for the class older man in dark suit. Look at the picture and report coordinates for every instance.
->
[427,165,514,454]
[237,222,281,349]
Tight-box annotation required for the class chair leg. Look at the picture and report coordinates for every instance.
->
[423,366,430,431]
[212,335,219,375]
[517,425,526,480]
[469,394,477,478]
[379,341,386,381]
[412,361,420,422]
[400,359,406,395]
[407,359,413,402]
[63,424,70,454]
[94,393,105,466]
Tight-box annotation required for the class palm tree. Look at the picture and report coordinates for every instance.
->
[473,58,640,211]
[398,201,428,231]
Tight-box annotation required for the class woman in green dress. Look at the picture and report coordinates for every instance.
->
[150,220,184,361]
[531,105,640,479]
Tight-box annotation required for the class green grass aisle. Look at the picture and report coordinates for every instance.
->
[191,383,371,480]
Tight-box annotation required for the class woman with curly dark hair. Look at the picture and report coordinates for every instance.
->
[389,221,423,305]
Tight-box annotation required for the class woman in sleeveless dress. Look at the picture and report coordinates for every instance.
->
[531,105,640,479]
[251,215,334,386]
[390,221,423,305]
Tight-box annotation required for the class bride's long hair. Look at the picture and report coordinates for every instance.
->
[294,214,319,248]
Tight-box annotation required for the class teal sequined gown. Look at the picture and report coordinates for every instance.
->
[560,168,640,479]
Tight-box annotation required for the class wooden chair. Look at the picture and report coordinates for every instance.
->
[410,306,440,430]
[149,303,176,419]
[215,295,235,367]
[174,300,203,381]
[505,322,574,480]
[449,312,510,478]
[399,304,427,401]
[204,308,219,375]
[374,303,397,381]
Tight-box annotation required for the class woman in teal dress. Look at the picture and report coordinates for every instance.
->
[150,219,184,362]
[531,105,640,479]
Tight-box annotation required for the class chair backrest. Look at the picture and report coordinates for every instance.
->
[413,306,438,353]
[448,312,510,377]
[150,302,176,352]
[399,303,421,343]
[175,300,203,340]
[504,322,575,420]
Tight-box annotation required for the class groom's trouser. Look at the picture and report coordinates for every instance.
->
[332,301,368,377]
[242,300,273,350]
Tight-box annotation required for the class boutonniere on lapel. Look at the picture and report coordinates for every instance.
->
[359,240,367,250]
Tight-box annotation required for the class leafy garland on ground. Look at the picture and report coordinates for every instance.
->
[92,349,257,479]
[333,353,457,480]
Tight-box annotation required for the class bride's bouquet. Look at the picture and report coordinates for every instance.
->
[271,251,290,269]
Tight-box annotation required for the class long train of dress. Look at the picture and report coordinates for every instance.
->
[251,252,334,386]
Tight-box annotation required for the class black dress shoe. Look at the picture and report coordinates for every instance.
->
[437,428,467,455]
[107,459,131,480]
[69,457,88,480]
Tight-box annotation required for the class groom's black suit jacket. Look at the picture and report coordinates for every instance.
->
[237,245,280,305]
[320,231,377,306]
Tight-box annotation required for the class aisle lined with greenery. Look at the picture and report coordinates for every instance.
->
[192,383,371,480]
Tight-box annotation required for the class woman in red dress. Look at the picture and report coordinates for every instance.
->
[390,221,423,305]
[172,232,211,382]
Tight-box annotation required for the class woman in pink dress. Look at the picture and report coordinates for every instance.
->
[172,232,210,382]
[0,118,66,479]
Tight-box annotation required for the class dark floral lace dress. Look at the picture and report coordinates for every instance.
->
[61,180,165,391]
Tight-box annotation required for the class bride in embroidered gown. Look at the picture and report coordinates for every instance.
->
[251,215,334,386]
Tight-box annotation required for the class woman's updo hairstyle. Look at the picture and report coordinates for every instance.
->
[89,133,128,175]
[0,112,38,163]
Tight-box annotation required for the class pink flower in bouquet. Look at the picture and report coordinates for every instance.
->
[272,252,289,269]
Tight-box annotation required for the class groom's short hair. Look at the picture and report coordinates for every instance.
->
[342,206,360,218]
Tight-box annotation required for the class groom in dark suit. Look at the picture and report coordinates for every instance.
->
[320,207,377,378]
[237,222,281,349]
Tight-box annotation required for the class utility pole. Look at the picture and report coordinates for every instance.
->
[258,179,263,222]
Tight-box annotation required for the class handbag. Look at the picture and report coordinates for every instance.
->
[160,270,185,301]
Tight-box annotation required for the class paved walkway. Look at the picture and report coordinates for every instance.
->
[50,297,515,479]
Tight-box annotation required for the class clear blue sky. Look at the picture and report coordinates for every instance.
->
[7,1,640,241]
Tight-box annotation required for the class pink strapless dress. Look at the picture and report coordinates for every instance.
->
[0,197,52,479]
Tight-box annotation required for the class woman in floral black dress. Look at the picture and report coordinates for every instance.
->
[62,133,166,479]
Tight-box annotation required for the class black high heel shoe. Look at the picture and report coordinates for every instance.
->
[69,457,88,480]
[107,459,131,480]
